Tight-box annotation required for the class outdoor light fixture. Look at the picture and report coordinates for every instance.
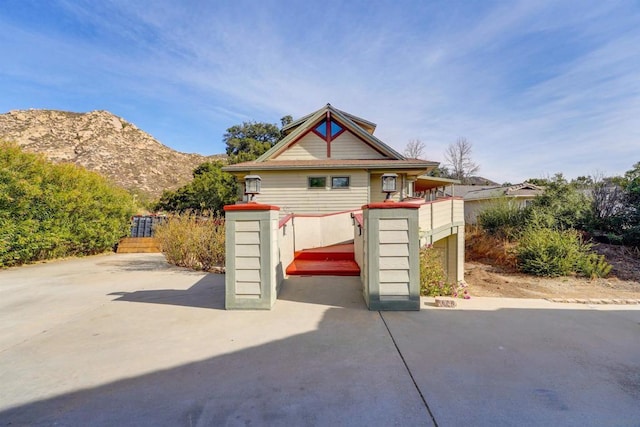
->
[381,173,398,200]
[244,175,261,201]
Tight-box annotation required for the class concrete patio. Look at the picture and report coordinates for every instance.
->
[1,253,639,426]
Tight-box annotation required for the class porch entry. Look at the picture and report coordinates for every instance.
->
[224,198,464,311]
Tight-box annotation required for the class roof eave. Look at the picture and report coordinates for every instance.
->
[223,161,438,173]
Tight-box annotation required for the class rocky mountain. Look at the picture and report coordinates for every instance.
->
[0,109,224,198]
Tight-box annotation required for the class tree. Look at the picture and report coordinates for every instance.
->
[0,142,135,266]
[590,172,625,231]
[429,165,451,178]
[280,115,293,128]
[528,173,590,230]
[444,137,479,183]
[155,116,293,213]
[154,161,237,214]
[525,178,549,186]
[403,139,426,159]
[224,120,286,164]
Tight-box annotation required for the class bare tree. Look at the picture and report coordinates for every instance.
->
[591,172,625,226]
[403,139,426,159]
[444,137,480,183]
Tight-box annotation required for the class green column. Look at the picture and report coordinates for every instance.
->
[362,202,420,311]
[224,204,280,310]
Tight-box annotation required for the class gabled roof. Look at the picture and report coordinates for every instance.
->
[463,183,544,201]
[282,104,377,135]
[256,103,404,162]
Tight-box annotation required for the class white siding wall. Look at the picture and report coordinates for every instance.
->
[294,212,355,250]
[252,169,369,214]
[274,133,326,160]
[331,132,386,159]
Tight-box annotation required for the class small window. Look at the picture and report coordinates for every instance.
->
[312,119,345,140]
[331,176,350,189]
[308,176,327,188]
[314,122,327,137]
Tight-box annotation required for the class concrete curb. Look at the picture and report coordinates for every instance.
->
[546,298,640,305]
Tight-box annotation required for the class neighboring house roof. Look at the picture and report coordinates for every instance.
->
[224,103,437,173]
[463,183,544,201]
[444,185,495,198]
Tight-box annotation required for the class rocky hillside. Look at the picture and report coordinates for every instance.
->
[0,109,224,197]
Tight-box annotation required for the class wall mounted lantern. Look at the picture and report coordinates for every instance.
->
[244,175,261,201]
[381,173,398,200]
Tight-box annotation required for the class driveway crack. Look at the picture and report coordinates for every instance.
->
[378,311,438,427]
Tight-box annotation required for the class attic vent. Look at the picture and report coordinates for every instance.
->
[313,119,344,140]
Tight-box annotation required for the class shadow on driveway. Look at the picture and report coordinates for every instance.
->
[109,274,226,310]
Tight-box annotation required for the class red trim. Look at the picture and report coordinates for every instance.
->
[292,208,362,218]
[331,126,346,140]
[353,213,364,227]
[326,111,331,157]
[362,202,421,210]
[278,213,294,228]
[311,128,326,140]
[354,135,391,157]
[224,203,280,211]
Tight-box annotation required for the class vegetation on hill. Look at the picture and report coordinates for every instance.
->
[0,109,218,198]
[0,142,135,267]
[469,164,640,278]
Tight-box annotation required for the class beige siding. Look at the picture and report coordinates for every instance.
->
[273,133,326,160]
[369,173,405,203]
[330,131,386,159]
[251,169,369,214]
[432,199,453,229]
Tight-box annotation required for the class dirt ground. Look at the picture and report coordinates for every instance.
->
[465,243,640,299]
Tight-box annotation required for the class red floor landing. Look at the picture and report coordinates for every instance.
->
[286,243,360,276]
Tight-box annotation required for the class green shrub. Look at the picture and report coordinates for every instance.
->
[419,246,453,296]
[622,226,640,248]
[576,253,612,279]
[528,174,591,230]
[477,198,527,238]
[0,142,135,267]
[153,211,225,271]
[515,227,612,278]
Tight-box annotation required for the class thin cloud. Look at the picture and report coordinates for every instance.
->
[0,1,638,179]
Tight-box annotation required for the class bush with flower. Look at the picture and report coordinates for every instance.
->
[419,245,470,298]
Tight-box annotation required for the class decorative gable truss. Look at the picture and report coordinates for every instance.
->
[258,104,404,162]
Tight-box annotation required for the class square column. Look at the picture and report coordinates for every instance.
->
[224,203,280,310]
[362,202,421,311]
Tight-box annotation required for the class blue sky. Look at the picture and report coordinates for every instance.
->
[1,0,639,183]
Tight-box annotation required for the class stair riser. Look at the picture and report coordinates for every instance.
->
[294,252,355,261]
[286,270,360,276]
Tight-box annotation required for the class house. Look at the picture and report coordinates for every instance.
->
[463,183,544,224]
[222,104,465,311]
[223,103,450,213]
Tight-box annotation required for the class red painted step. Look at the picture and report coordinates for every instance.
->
[286,243,360,276]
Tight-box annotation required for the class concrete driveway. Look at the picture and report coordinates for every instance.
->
[0,253,639,426]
